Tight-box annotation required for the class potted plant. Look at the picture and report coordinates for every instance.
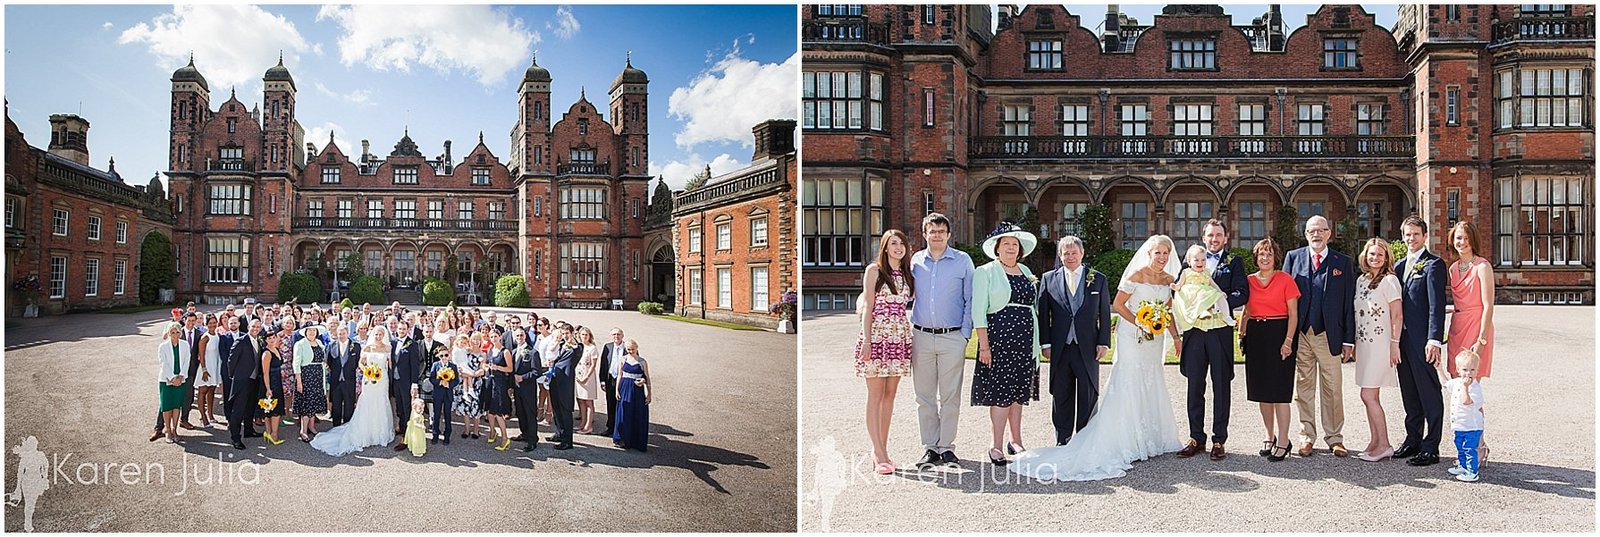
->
[13,275,42,318]
[769,289,798,334]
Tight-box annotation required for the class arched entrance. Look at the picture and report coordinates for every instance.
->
[648,243,675,310]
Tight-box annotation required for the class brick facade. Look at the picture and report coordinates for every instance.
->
[5,104,175,315]
[672,120,798,328]
[163,56,660,308]
[801,4,1594,309]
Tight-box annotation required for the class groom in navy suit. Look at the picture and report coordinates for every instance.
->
[1177,220,1249,460]
[1036,236,1111,446]
[1393,215,1447,466]
[1284,215,1357,457]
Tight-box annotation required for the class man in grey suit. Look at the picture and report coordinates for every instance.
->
[1036,236,1112,446]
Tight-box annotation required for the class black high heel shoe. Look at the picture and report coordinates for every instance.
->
[1259,439,1274,457]
[1267,441,1291,462]
[1006,442,1024,455]
[989,448,1009,466]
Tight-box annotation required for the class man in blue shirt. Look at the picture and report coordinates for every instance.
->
[907,213,975,469]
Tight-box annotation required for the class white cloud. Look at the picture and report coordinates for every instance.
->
[304,121,355,157]
[102,22,113,30]
[313,82,374,106]
[668,50,799,150]
[316,5,538,87]
[312,43,324,57]
[648,153,747,193]
[118,5,311,92]
[548,6,580,40]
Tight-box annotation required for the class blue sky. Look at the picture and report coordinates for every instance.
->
[1010,4,1398,34]
[4,4,798,194]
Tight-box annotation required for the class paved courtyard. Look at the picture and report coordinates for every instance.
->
[3,307,796,532]
[799,306,1594,532]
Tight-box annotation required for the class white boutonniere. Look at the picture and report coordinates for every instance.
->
[1084,271,1096,287]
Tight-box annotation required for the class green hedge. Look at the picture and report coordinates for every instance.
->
[138,231,175,305]
[1227,247,1259,274]
[277,273,324,303]
[637,301,664,315]
[1093,248,1136,291]
[494,275,530,308]
[349,276,384,305]
[422,279,453,306]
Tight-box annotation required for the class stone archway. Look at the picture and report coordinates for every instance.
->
[648,242,676,310]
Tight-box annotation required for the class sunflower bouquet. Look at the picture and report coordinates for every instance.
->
[1133,300,1173,342]
[258,397,278,412]
[436,366,456,383]
[362,364,382,385]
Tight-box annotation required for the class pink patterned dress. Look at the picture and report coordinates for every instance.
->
[855,269,913,378]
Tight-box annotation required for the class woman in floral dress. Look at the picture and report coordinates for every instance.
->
[855,230,914,474]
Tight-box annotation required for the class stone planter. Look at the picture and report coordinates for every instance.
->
[22,304,39,318]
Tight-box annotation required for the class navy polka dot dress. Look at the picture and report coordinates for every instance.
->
[972,272,1040,407]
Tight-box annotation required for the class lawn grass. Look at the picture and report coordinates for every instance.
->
[658,314,769,331]
[964,327,1246,364]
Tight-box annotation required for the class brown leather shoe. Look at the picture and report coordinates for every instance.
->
[179,421,198,430]
[1296,443,1315,457]
[1209,443,1226,460]
[1177,440,1203,458]
[1331,443,1349,457]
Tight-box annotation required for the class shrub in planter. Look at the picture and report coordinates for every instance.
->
[494,275,530,308]
[637,301,664,315]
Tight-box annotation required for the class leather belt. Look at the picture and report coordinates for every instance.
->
[913,325,960,335]
[1249,316,1289,321]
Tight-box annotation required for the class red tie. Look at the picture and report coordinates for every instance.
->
[1313,253,1322,271]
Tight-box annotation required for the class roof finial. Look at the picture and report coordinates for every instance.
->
[188,51,195,66]
[531,51,538,65]
[108,156,116,171]
[626,50,632,66]
[404,125,409,138]
[478,131,484,144]
[277,50,284,65]
[230,86,236,99]
[580,86,586,99]
[329,130,335,144]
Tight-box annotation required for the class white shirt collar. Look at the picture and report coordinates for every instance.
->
[1407,248,1425,264]
[1310,245,1328,258]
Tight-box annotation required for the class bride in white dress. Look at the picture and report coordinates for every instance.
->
[310,325,396,456]
[1010,235,1184,481]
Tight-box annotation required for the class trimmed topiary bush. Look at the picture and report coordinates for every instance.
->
[1092,248,1136,291]
[422,279,452,306]
[349,276,384,305]
[637,301,664,315]
[277,273,324,303]
[494,275,530,308]
[339,298,354,311]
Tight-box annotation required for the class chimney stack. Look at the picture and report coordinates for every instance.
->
[751,119,796,162]
[360,139,371,163]
[1104,5,1123,52]
[47,114,91,166]
[1269,5,1285,51]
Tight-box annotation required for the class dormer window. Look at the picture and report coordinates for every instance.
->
[1170,38,1217,70]
[472,167,491,185]
[394,165,419,185]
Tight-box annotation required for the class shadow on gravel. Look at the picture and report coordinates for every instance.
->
[5,313,166,350]
[877,453,1594,500]
[158,417,767,495]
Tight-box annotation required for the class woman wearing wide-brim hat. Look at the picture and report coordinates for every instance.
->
[292,324,331,442]
[970,222,1043,466]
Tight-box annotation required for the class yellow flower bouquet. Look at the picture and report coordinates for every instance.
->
[436,367,456,383]
[258,397,278,412]
[1133,300,1172,342]
[362,364,381,385]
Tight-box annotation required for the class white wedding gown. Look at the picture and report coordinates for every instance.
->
[1010,282,1183,481]
[310,350,396,456]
